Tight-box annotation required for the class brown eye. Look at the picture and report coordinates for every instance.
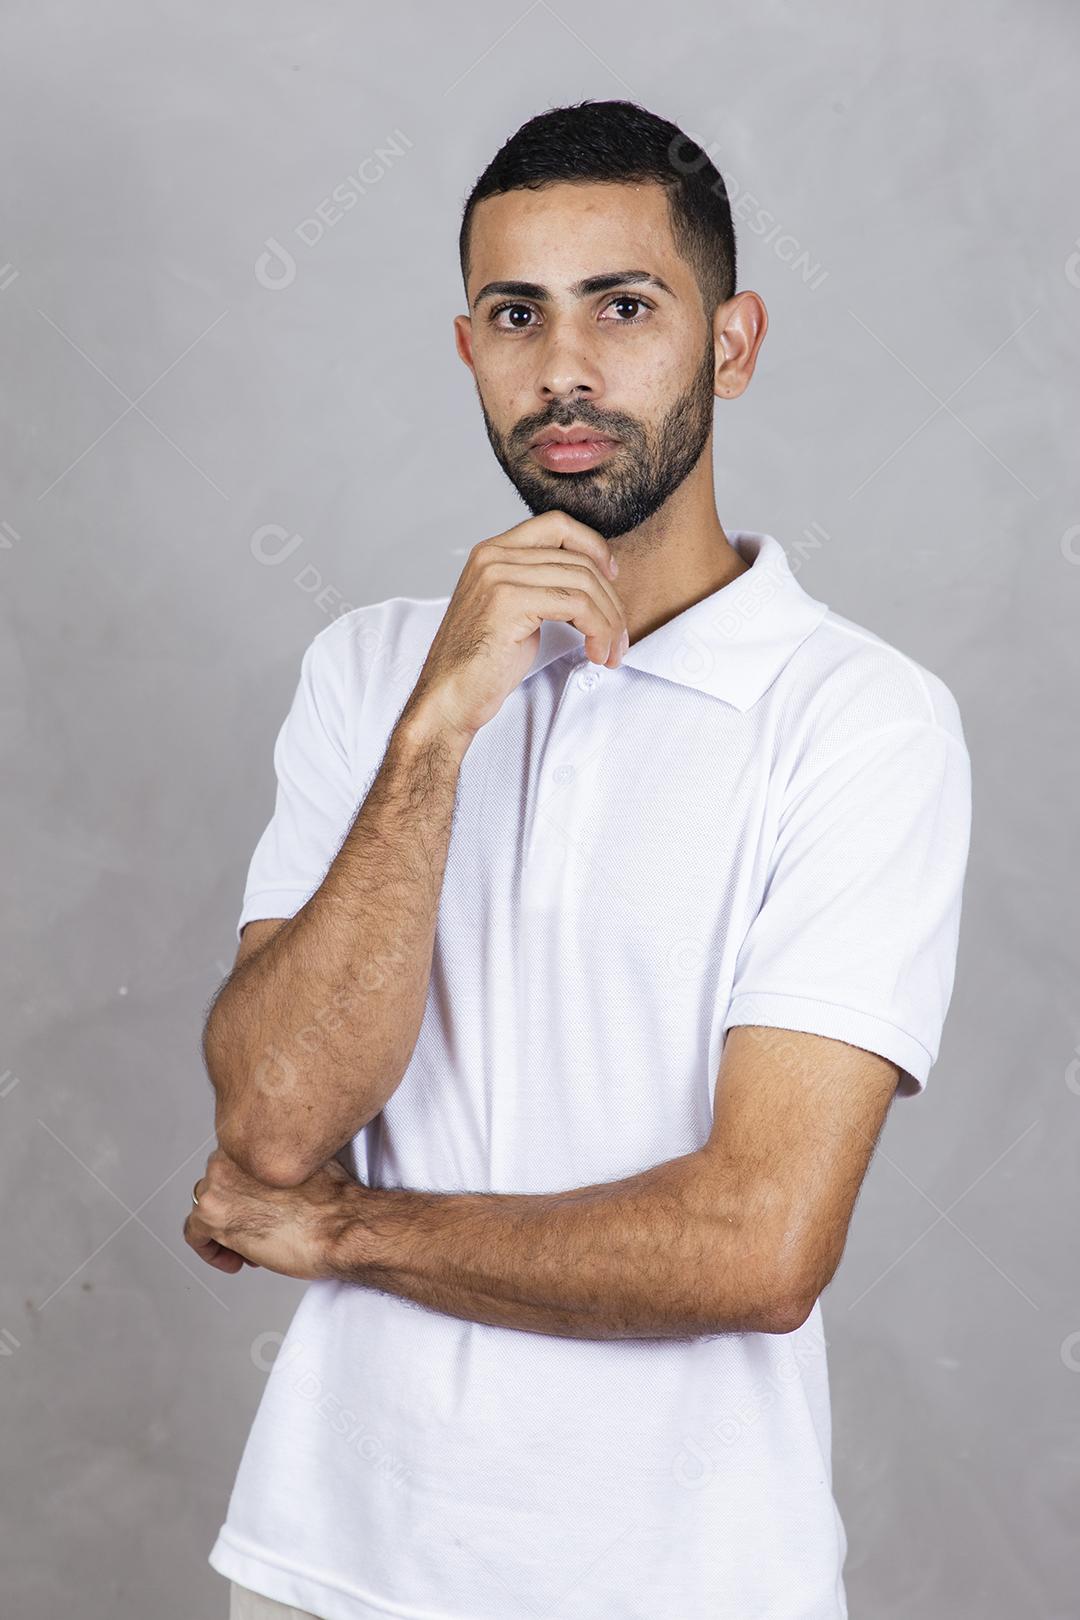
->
[489,303,536,328]
[600,296,652,323]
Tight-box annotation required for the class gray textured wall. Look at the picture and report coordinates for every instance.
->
[3,2,1077,1615]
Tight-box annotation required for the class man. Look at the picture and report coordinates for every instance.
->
[189,99,972,1620]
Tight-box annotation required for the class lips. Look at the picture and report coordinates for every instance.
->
[529,425,619,447]
[528,427,620,472]
[531,437,619,471]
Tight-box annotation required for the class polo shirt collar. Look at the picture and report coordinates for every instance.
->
[523,530,829,711]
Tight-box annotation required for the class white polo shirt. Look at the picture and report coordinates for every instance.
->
[208,529,972,1620]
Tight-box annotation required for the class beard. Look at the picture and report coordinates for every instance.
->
[478,335,717,542]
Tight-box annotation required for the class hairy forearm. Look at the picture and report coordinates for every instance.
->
[327,1150,788,1340]
[204,702,470,1185]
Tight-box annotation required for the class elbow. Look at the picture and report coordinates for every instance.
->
[696,1254,821,1338]
[754,1285,817,1336]
[753,1254,826,1335]
[696,1288,814,1338]
[248,1152,319,1190]
[215,1113,319,1189]
[209,1052,331,1189]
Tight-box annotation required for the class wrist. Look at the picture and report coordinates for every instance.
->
[323,1182,382,1284]
[393,696,475,764]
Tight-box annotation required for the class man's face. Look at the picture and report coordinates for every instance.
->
[454,181,720,541]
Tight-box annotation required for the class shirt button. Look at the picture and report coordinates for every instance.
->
[552,762,575,783]
[576,666,601,691]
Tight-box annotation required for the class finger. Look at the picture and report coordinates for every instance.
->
[185,1207,246,1263]
[188,1232,246,1273]
[481,544,625,632]
[499,573,626,667]
[487,562,625,665]
[208,1241,245,1273]
[501,511,620,582]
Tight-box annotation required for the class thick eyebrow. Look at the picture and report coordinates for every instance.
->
[471,269,675,311]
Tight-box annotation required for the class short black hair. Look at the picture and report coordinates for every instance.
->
[459,98,737,317]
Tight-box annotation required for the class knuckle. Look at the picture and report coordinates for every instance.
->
[198,1187,221,1218]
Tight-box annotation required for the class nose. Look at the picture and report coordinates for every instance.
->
[534,324,604,405]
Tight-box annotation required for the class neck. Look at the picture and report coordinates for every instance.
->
[609,454,751,646]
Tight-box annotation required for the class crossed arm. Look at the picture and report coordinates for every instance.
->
[192,706,899,1339]
[187,1018,899,1340]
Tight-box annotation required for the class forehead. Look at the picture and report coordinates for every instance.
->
[466,180,685,294]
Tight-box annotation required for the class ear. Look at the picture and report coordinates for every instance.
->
[712,291,768,400]
[453,312,476,374]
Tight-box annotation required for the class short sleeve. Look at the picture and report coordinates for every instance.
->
[235,622,360,942]
[722,718,972,1096]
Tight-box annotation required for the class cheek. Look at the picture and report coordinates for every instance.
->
[598,321,688,391]
[634,326,695,385]
[475,348,531,407]
[470,342,514,392]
